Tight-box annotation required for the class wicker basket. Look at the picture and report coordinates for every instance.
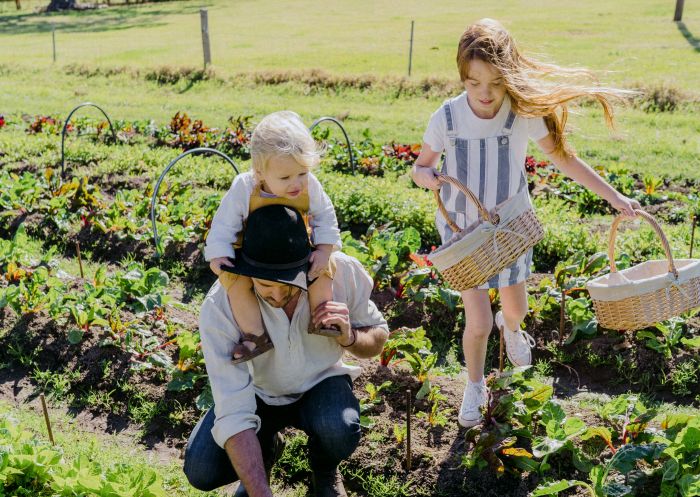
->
[587,210,700,331]
[427,174,544,290]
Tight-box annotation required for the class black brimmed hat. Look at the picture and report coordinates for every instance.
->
[221,204,311,290]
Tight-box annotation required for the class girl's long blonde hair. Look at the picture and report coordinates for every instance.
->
[457,18,631,157]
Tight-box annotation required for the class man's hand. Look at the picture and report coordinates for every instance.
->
[308,245,332,280]
[311,301,353,346]
[210,257,234,276]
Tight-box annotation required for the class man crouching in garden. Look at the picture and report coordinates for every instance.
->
[183,205,389,497]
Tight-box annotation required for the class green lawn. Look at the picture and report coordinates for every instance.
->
[1,0,699,178]
[1,68,699,179]
[1,0,699,91]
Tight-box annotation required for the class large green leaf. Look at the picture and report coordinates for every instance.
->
[610,443,666,474]
[679,474,700,497]
[531,480,594,497]
[582,426,613,446]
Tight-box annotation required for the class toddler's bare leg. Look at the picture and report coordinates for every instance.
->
[308,274,341,337]
[224,275,267,358]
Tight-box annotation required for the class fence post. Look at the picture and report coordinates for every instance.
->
[674,0,685,21]
[52,24,56,63]
[200,9,212,68]
[408,20,414,77]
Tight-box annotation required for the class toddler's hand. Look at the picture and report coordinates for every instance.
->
[412,165,441,191]
[610,193,642,218]
[308,246,331,280]
[210,257,234,276]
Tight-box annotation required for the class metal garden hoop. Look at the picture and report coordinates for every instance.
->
[150,147,240,257]
[61,102,117,180]
[309,117,356,175]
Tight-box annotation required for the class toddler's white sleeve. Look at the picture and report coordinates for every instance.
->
[422,107,446,154]
[308,173,342,250]
[204,175,250,261]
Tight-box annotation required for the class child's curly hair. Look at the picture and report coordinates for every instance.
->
[251,111,322,174]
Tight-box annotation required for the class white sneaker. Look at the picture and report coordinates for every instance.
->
[495,311,535,367]
[458,380,489,428]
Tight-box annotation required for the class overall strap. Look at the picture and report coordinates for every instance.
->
[248,183,311,215]
[501,110,517,136]
[443,99,458,146]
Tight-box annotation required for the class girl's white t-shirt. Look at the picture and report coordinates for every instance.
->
[422,93,550,162]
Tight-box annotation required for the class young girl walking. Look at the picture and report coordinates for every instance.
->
[411,18,641,428]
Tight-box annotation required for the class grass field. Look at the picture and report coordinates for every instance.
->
[1,0,700,91]
[1,0,699,179]
[2,68,699,178]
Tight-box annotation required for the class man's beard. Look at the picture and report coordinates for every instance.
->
[261,286,299,308]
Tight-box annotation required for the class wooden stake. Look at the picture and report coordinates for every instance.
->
[559,291,566,346]
[40,394,55,445]
[690,214,696,258]
[498,326,504,373]
[405,389,412,470]
[76,241,84,279]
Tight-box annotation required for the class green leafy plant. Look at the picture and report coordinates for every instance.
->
[114,263,171,312]
[393,423,407,445]
[637,317,687,359]
[0,414,168,497]
[379,326,432,367]
[364,380,393,404]
[462,368,550,475]
[643,173,664,197]
[552,252,607,343]
[341,226,421,288]
[416,385,451,428]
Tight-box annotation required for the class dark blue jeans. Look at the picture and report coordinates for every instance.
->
[183,374,360,491]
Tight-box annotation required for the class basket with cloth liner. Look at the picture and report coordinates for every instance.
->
[427,174,544,290]
[586,209,700,331]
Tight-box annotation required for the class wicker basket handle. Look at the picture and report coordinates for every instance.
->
[434,174,499,233]
[608,209,678,278]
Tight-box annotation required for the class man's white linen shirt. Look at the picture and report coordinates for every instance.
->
[198,252,389,448]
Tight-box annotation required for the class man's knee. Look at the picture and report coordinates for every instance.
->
[183,408,236,491]
[309,405,361,460]
[183,454,224,492]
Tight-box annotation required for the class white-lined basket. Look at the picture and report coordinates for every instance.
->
[586,209,700,330]
[427,174,544,290]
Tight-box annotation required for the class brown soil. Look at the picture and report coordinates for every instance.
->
[1,270,698,496]
[0,306,202,451]
[345,359,538,496]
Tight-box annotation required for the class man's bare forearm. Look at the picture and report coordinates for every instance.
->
[344,325,389,358]
[224,429,273,497]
